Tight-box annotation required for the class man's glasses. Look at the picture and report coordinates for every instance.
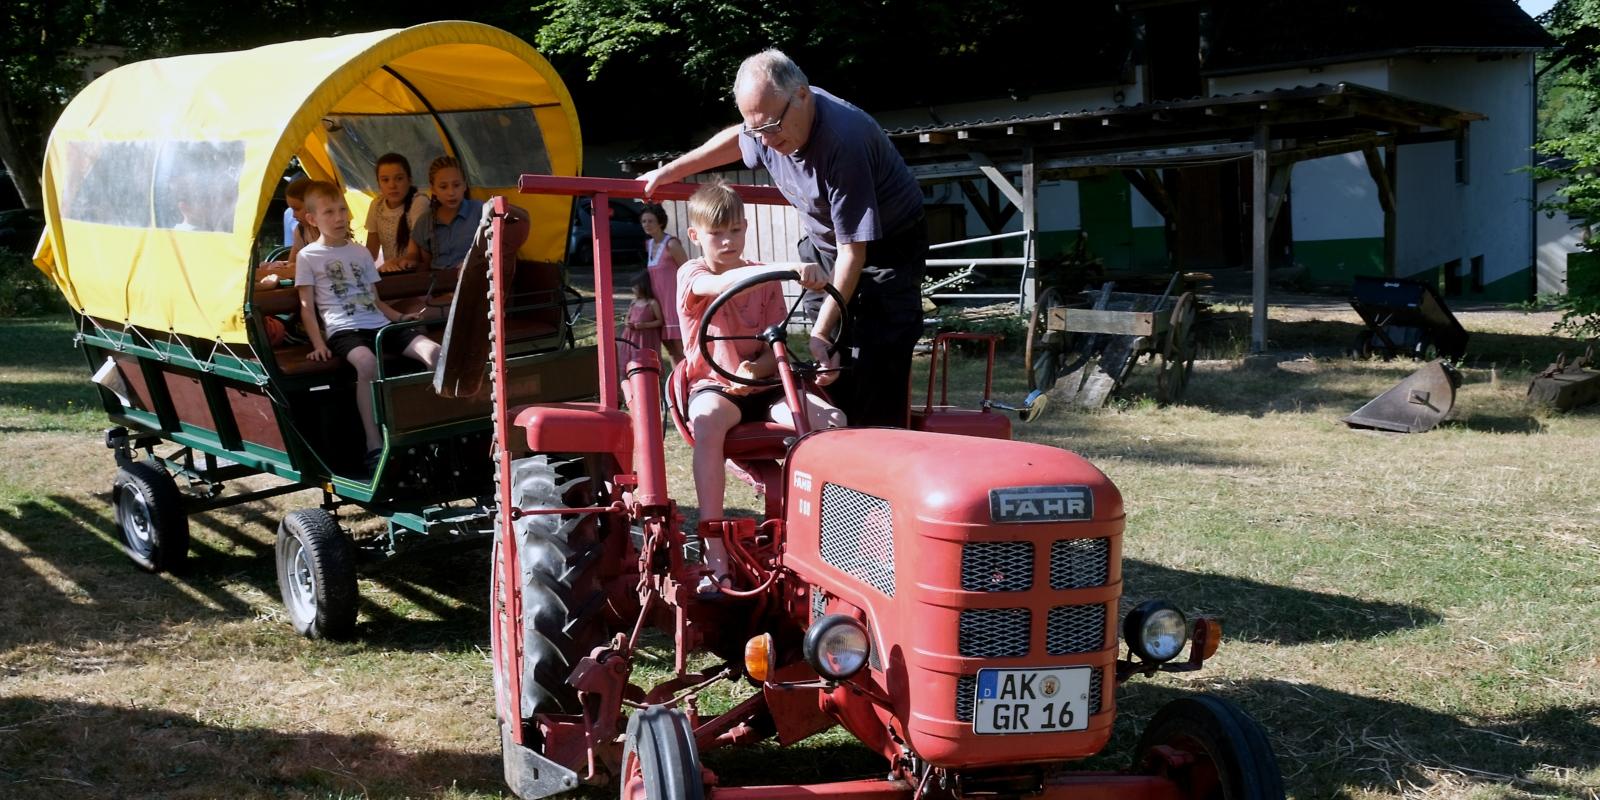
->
[741,97,792,139]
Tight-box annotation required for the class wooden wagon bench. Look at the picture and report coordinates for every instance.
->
[1025,278,1199,409]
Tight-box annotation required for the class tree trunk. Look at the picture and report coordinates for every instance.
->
[0,79,45,210]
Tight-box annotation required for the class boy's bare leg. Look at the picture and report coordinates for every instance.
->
[346,346,382,452]
[769,391,847,431]
[404,336,441,370]
[687,391,741,581]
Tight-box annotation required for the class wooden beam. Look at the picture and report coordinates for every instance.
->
[1383,140,1397,275]
[1125,168,1173,220]
[1362,145,1396,215]
[1265,165,1292,232]
[1022,145,1038,313]
[968,151,1026,209]
[918,132,955,145]
[958,180,1003,233]
[1252,126,1270,353]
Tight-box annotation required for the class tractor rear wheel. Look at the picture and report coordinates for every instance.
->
[1134,696,1284,800]
[275,508,358,640]
[620,705,704,800]
[505,454,623,718]
[112,460,190,574]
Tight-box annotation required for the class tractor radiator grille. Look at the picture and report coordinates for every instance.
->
[961,541,1033,592]
[958,608,1031,658]
[955,668,1104,722]
[819,483,896,597]
[1050,538,1111,589]
[1047,603,1107,654]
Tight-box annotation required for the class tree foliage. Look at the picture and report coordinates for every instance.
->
[1535,0,1600,340]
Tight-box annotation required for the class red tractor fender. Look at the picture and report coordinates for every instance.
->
[511,403,633,469]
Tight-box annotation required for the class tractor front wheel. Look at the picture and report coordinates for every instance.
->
[112,460,190,574]
[620,705,705,800]
[1134,695,1284,800]
[275,508,358,640]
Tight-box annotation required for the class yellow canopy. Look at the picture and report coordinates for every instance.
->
[34,21,581,344]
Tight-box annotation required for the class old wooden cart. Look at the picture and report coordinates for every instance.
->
[1024,279,1199,409]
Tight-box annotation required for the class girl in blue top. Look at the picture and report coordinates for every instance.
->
[416,156,484,270]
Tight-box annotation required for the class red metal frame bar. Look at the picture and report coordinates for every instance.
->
[487,197,528,742]
[518,174,789,205]
[921,332,999,413]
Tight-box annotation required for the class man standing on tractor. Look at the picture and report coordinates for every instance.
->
[641,50,927,428]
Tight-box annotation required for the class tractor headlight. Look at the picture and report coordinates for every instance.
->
[803,614,871,681]
[1123,600,1188,663]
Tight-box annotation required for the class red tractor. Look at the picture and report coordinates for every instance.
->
[460,177,1283,800]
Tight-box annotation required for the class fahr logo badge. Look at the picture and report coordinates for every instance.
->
[989,485,1093,523]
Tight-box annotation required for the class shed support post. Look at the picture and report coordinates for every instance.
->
[1022,146,1038,313]
[1252,127,1270,353]
[1384,140,1398,276]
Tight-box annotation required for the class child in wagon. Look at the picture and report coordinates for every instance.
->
[295,180,441,476]
[677,180,845,595]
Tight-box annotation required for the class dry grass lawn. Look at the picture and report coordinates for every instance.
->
[1,297,1597,799]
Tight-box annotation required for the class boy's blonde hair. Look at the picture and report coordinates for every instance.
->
[686,180,743,230]
[303,180,343,212]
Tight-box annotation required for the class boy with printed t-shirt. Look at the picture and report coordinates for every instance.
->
[295,180,440,475]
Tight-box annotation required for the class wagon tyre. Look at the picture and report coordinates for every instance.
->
[275,509,358,641]
[1025,288,1069,392]
[620,705,704,800]
[112,461,190,574]
[1134,695,1285,800]
[1156,292,1197,405]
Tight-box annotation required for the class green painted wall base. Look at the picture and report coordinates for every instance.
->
[1294,237,1385,285]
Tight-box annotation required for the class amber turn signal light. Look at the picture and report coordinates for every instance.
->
[744,633,775,682]
[1194,618,1222,660]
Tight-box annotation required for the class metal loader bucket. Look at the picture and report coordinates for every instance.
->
[1342,359,1461,433]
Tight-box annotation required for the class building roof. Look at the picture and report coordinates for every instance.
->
[619,82,1480,179]
[1203,0,1556,75]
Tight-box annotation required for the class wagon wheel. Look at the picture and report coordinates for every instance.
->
[275,508,358,640]
[1024,288,1069,392]
[620,705,705,800]
[1134,696,1285,800]
[111,460,190,574]
[1156,292,1198,405]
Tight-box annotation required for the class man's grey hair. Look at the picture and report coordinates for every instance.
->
[733,49,809,98]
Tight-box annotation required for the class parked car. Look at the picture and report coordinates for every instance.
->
[567,197,647,267]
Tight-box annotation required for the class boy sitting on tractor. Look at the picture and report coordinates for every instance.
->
[677,180,843,595]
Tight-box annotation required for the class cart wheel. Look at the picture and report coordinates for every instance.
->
[1024,288,1068,392]
[509,454,626,717]
[620,705,705,800]
[111,461,190,574]
[1134,696,1285,800]
[1157,292,1198,405]
[275,508,357,640]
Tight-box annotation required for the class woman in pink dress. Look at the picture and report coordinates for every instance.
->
[640,203,689,364]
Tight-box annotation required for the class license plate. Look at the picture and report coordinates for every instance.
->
[972,667,1091,734]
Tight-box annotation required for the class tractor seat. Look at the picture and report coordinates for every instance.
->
[666,361,793,461]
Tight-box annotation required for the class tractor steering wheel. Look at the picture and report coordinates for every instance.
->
[699,270,850,388]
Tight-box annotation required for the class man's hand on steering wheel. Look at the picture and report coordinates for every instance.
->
[699,268,849,389]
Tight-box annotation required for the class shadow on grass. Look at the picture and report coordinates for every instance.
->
[1106,681,1600,799]
[1124,559,1440,644]
[0,495,260,656]
[1198,315,1583,372]
[0,696,502,799]
[357,542,493,651]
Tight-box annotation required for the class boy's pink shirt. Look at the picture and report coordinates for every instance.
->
[677,257,786,394]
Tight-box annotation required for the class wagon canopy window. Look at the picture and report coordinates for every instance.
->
[323,114,444,193]
[438,108,550,187]
[60,139,245,232]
